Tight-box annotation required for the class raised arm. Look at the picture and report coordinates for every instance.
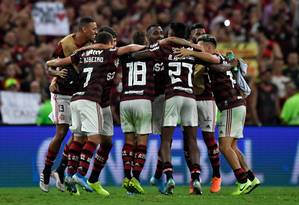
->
[174,48,220,64]
[117,44,145,56]
[46,56,72,67]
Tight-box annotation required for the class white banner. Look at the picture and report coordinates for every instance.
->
[0,91,41,124]
[31,2,70,36]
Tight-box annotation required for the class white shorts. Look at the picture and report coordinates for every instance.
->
[70,99,103,135]
[163,96,198,127]
[50,93,72,125]
[218,105,246,138]
[152,95,165,135]
[99,106,114,136]
[197,100,217,132]
[120,99,152,135]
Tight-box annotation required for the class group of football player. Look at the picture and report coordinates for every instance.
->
[39,16,260,197]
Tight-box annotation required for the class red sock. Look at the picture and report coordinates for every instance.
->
[132,145,147,181]
[203,136,220,178]
[77,141,97,176]
[44,149,58,172]
[56,144,69,174]
[154,159,163,179]
[89,143,112,183]
[234,168,248,183]
[67,141,83,175]
[122,144,134,179]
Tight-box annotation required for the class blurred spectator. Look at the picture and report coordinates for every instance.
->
[271,58,290,101]
[255,69,280,125]
[283,52,299,89]
[4,78,20,92]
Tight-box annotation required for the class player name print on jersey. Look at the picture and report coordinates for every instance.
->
[71,48,118,104]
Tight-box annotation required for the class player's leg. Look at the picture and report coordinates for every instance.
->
[72,100,103,192]
[64,100,84,195]
[218,106,251,195]
[87,134,112,196]
[198,100,221,193]
[150,95,165,192]
[51,96,74,190]
[40,94,71,192]
[232,140,261,193]
[182,97,202,195]
[129,99,152,194]
[160,96,180,194]
[87,106,114,195]
[120,100,137,193]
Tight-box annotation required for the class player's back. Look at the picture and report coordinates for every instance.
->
[120,53,155,101]
[71,48,118,104]
[207,55,245,111]
[152,42,197,100]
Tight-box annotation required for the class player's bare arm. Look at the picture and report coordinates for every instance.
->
[116,44,145,56]
[46,57,72,67]
[175,48,220,64]
[47,67,68,79]
[75,43,113,52]
[49,77,59,93]
[160,37,203,51]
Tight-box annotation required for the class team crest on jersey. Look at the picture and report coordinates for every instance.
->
[114,58,119,67]
[59,114,65,121]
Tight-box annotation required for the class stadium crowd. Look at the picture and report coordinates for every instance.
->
[0,0,299,125]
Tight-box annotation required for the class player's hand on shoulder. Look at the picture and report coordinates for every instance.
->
[174,48,191,58]
[57,69,68,79]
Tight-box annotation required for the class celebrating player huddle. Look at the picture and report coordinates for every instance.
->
[40,16,260,197]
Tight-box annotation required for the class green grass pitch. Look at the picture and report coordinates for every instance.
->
[0,186,298,205]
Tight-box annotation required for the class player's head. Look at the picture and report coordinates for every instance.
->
[99,26,118,47]
[187,23,206,43]
[78,16,97,41]
[146,24,164,44]
[197,34,217,52]
[167,22,187,39]
[132,31,146,45]
[95,32,114,46]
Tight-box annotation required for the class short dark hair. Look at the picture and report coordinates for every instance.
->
[146,24,160,33]
[78,16,95,29]
[95,32,113,44]
[186,23,205,38]
[169,22,186,38]
[132,31,146,45]
[99,26,117,38]
[197,34,217,47]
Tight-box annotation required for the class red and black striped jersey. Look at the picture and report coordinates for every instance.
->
[119,53,155,101]
[153,61,166,96]
[70,48,118,104]
[194,65,214,101]
[100,62,120,108]
[52,34,92,96]
[207,54,245,111]
[149,42,197,100]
